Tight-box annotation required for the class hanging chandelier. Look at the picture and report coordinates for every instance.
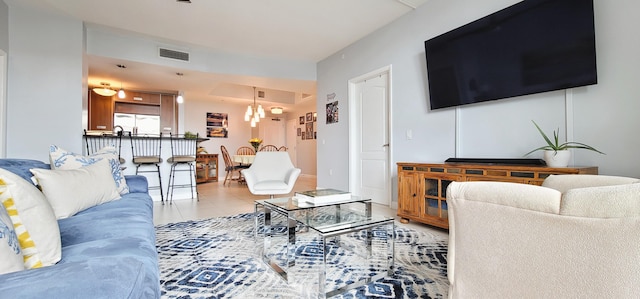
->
[244,86,265,127]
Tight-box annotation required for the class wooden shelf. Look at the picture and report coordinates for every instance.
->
[397,162,598,229]
[196,154,218,183]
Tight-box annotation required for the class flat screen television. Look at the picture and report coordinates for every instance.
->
[424,0,597,110]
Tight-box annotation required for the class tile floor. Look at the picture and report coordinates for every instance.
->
[153,175,448,239]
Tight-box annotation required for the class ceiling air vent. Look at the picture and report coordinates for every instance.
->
[159,48,190,62]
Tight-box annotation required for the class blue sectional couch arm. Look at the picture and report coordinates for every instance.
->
[0,159,160,298]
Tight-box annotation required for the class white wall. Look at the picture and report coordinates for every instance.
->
[0,1,7,50]
[0,1,7,158]
[182,97,252,158]
[289,98,317,176]
[5,2,85,161]
[317,0,640,200]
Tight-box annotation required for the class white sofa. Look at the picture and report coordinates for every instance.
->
[446,174,640,299]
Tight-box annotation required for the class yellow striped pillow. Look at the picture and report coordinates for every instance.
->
[0,179,43,269]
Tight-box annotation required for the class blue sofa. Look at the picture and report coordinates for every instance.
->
[0,159,160,298]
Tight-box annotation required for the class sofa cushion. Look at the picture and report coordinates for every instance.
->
[0,256,159,299]
[30,159,121,219]
[0,203,24,274]
[49,145,129,195]
[543,174,640,193]
[0,159,50,185]
[447,181,562,214]
[0,168,61,267]
[560,183,640,218]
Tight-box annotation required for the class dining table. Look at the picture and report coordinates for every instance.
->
[233,154,255,166]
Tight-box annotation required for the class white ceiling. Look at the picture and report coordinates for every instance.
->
[15,0,429,111]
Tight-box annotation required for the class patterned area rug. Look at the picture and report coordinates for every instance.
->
[156,213,448,298]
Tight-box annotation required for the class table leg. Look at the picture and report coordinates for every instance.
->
[263,206,272,258]
[287,215,296,268]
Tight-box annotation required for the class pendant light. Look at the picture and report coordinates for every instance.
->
[117,82,126,99]
[176,72,184,104]
[245,87,265,127]
[117,64,126,99]
[176,91,184,104]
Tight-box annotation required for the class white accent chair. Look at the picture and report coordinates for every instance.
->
[241,152,301,198]
[446,174,640,299]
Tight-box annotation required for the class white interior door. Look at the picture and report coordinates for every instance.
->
[258,118,286,147]
[352,71,390,206]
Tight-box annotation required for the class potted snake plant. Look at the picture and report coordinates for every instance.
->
[524,120,604,167]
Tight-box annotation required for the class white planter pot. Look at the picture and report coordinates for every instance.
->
[543,150,571,167]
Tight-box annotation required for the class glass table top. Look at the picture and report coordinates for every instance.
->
[256,196,370,212]
[256,196,392,235]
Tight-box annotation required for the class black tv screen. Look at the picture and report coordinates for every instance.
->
[425,0,597,110]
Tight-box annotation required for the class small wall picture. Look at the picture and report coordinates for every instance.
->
[207,127,227,138]
[314,131,317,139]
[297,128,301,136]
[302,134,306,140]
[326,101,339,124]
[305,122,314,139]
[313,112,317,122]
[206,112,228,138]
[306,112,313,122]
[299,116,305,124]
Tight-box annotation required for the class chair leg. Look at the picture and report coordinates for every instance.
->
[188,163,196,201]
[224,169,232,186]
[166,164,174,205]
[156,164,164,203]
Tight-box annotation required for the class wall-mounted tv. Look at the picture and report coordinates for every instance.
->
[424,0,597,110]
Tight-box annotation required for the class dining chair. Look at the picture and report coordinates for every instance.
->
[166,133,198,204]
[84,129,124,164]
[221,145,247,186]
[129,132,164,203]
[277,146,288,152]
[236,146,256,155]
[259,144,278,152]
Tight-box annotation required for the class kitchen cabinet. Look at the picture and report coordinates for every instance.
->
[88,89,177,134]
[88,90,113,131]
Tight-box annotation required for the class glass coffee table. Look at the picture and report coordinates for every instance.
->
[254,196,394,298]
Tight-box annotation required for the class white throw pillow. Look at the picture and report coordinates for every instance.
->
[0,201,25,274]
[49,145,129,195]
[0,168,61,267]
[30,159,121,219]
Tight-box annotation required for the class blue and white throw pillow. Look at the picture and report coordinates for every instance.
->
[49,145,129,195]
[0,200,25,274]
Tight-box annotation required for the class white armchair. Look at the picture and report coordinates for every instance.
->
[241,152,301,198]
[446,174,640,299]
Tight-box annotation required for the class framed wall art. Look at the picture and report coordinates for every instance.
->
[305,122,313,139]
[206,112,228,138]
[326,101,338,124]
